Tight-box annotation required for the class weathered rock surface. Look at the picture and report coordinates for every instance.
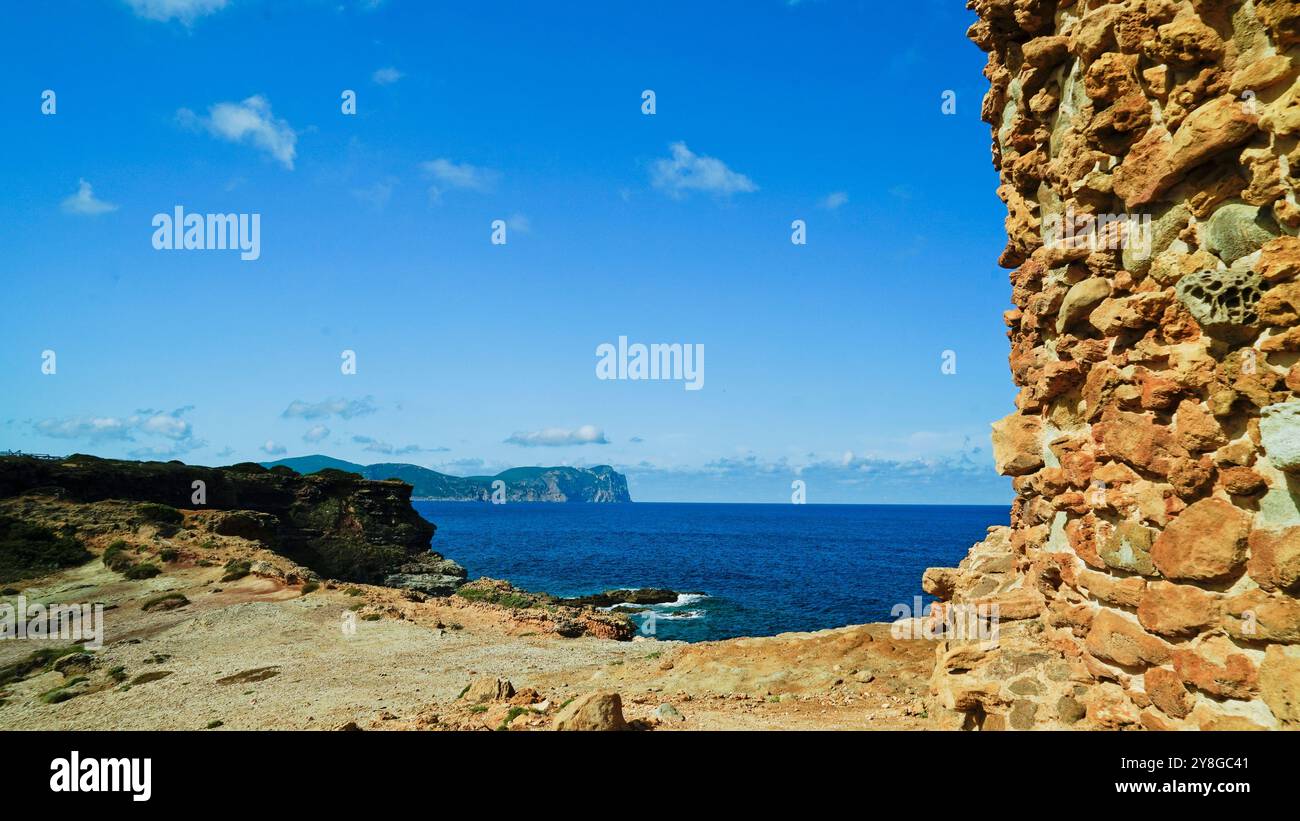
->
[0,453,452,587]
[936,0,1300,730]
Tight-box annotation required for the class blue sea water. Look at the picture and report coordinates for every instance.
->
[414,502,1008,642]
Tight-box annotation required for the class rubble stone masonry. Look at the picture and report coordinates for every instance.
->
[926,0,1300,729]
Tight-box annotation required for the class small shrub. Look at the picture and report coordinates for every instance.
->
[137,503,182,526]
[130,670,173,686]
[141,592,189,612]
[301,582,319,595]
[221,559,251,582]
[206,720,224,729]
[124,564,161,580]
[102,540,133,572]
[361,613,381,621]
[0,645,85,687]
[40,676,89,704]
[0,516,91,583]
[469,705,488,714]
[497,706,528,731]
[344,587,364,597]
[159,548,179,563]
[315,468,363,480]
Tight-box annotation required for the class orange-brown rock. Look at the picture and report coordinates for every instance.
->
[1085,610,1173,668]
[1220,465,1267,496]
[1249,526,1300,593]
[1144,666,1194,719]
[991,412,1044,476]
[1224,589,1300,643]
[1137,581,1221,636]
[1078,568,1145,607]
[1171,638,1259,699]
[1259,644,1300,726]
[1151,498,1250,581]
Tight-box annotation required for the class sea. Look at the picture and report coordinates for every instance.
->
[413,501,1008,643]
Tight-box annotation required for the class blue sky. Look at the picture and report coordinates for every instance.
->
[1,0,1015,504]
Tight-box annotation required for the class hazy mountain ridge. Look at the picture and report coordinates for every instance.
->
[263,455,632,503]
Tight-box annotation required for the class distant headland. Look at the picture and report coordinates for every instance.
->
[262,455,632,503]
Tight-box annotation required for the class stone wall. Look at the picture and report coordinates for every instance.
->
[925,0,1300,729]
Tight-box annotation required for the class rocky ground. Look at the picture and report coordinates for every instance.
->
[0,496,941,731]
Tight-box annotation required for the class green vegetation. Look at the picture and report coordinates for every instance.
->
[315,467,363,480]
[159,548,179,562]
[108,666,127,683]
[0,515,91,583]
[137,503,182,526]
[497,706,529,730]
[124,563,161,580]
[206,720,224,729]
[216,667,280,686]
[221,559,251,582]
[454,585,542,610]
[301,582,319,594]
[40,676,89,704]
[469,705,488,714]
[0,645,86,687]
[141,592,189,612]
[130,670,174,685]
[361,613,381,621]
[344,587,364,597]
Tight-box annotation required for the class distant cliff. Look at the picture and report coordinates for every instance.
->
[263,455,632,503]
[0,453,458,586]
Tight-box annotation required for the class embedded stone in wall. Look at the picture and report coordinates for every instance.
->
[1174,268,1264,342]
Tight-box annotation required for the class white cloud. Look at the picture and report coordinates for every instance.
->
[61,179,118,216]
[302,424,331,443]
[125,0,228,25]
[178,96,298,169]
[504,425,609,447]
[419,158,499,200]
[33,407,203,459]
[371,66,404,85]
[507,213,532,233]
[282,397,377,420]
[260,440,287,456]
[351,435,446,456]
[650,142,757,198]
[820,191,849,210]
[352,177,397,208]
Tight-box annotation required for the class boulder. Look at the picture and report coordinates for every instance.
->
[552,691,627,731]
[462,677,515,705]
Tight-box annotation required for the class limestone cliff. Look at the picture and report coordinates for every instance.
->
[0,454,461,588]
[926,0,1300,729]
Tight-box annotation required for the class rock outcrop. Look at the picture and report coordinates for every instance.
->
[0,454,462,587]
[265,455,633,503]
[930,0,1300,729]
